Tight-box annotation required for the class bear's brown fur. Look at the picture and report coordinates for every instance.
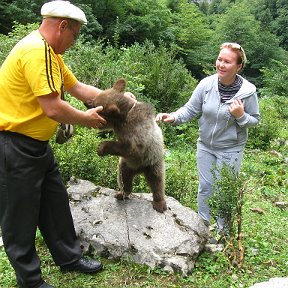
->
[88,79,167,213]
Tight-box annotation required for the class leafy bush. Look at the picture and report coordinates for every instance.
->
[0,22,39,64]
[64,40,197,112]
[260,60,288,98]
[51,127,119,188]
[124,42,198,112]
[209,164,245,236]
[247,96,286,150]
[163,147,198,209]
[209,163,248,267]
[243,150,287,203]
[159,121,199,150]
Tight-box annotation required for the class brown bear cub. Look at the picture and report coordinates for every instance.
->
[87,79,167,213]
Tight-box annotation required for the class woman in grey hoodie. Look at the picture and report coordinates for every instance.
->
[156,42,260,242]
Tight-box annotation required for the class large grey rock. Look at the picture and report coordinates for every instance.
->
[249,277,288,288]
[67,178,210,276]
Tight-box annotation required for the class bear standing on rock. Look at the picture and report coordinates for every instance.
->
[87,79,167,213]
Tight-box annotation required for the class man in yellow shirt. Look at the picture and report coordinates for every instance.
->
[0,1,134,287]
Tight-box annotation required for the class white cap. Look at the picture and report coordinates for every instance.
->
[41,1,87,25]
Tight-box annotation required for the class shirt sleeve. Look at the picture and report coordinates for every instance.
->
[236,91,260,128]
[22,46,61,97]
[171,80,205,124]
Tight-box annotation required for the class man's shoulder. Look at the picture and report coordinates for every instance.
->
[19,31,45,50]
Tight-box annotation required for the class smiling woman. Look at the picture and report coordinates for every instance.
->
[220,42,247,66]
[156,42,260,245]
[216,43,247,86]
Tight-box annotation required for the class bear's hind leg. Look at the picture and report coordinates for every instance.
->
[143,164,167,213]
[115,159,136,200]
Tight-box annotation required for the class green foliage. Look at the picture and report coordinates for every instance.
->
[273,0,288,50]
[243,150,287,203]
[0,22,38,64]
[164,147,198,209]
[208,0,233,15]
[64,39,197,112]
[198,0,210,15]
[246,0,288,50]
[1,0,287,90]
[0,0,42,34]
[78,0,173,46]
[117,0,172,46]
[260,60,288,98]
[209,163,246,237]
[76,3,103,43]
[167,0,213,76]
[209,163,249,268]
[159,121,199,150]
[247,96,287,150]
[125,42,197,111]
[208,0,288,52]
[51,127,119,188]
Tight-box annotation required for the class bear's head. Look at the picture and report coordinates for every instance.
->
[85,79,136,124]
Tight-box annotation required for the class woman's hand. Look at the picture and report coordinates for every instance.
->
[155,113,175,123]
[229,99,244,119]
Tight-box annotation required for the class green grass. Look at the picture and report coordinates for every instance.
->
[1,148,287,288]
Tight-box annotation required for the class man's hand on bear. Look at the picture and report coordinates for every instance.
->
[124,91,136,100]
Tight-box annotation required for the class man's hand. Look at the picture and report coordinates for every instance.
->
[85,106,107,129]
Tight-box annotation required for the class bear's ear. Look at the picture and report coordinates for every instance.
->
[113,79,126,92]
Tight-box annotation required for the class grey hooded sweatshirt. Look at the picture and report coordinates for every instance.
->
[171,74,260,151]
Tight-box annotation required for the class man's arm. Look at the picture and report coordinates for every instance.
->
[67,81,103,102]
[68,81,136,103]
[37,92,106,128]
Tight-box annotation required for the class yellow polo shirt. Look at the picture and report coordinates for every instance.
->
[0,30,77,141]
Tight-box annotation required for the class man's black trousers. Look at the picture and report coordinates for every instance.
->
[0,131,82,288]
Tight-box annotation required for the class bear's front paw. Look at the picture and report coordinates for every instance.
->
[152,199,167,213]
[97,142,109,156]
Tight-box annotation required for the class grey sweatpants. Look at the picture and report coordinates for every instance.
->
[197,141,244,231]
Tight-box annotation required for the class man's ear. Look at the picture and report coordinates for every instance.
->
[59,19,69,32]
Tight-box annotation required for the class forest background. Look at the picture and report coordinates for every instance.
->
[0,0,287,287]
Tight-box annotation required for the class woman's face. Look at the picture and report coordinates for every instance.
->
[216,47,243,85]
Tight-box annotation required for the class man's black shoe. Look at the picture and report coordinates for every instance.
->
[17,280,55,288]
[60,257,103,273]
